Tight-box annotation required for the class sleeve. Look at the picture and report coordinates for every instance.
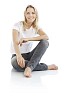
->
[12,22,20,32]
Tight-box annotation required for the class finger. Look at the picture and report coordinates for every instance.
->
[18,61,20,66]
[22,39,26,42]
[20,59,25,68]
[20,60,23,67]
[17,60,22,67]
[22,59,25,67]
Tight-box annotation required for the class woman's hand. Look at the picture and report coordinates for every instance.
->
[19,38,30,46]
[23,38,30,42]
[17,55,25,68]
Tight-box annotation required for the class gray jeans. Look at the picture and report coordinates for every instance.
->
[11,40,49,72]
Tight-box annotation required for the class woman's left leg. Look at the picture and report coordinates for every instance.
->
[24,40,49,77]
[26,39,49,71]
[24,40,58,77]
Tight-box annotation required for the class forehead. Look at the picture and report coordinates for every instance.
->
[26,7,35,12]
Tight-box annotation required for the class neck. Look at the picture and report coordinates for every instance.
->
[25,22,32,28]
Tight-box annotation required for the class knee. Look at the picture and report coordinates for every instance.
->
[11,56,21,71]
[40,39,49,48]
[11,56,24,72]
[11,56,17,68]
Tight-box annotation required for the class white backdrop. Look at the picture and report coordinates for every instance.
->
[0,0,67,100]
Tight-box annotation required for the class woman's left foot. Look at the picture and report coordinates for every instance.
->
[24,67,32,78]
[48,64,58,70]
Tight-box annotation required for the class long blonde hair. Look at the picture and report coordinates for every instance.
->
[23,5,38,32]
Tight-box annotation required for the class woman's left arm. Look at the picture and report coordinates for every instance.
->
[28,29,49,41]
[20,29,49,43]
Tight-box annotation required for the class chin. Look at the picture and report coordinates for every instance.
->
[27,19,35,23]
[29,21,34,23]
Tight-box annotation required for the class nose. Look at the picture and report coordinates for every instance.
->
[29,13,33,17]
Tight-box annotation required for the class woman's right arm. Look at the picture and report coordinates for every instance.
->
[12,29,25,67]
[12,29,21,56]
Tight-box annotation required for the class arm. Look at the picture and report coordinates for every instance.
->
[29,29,49,41]
[12,29,25,67]
[20,29,49,42]
[12,29,21,56]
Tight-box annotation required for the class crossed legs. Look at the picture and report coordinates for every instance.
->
[11,40,58,78]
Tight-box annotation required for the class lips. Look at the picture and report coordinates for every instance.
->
[28,18,34,20]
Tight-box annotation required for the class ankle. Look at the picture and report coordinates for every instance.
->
[26,67,32,71]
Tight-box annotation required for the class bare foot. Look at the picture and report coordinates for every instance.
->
[24,67,32,78]
[48,64,58,70]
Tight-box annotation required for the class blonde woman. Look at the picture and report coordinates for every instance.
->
[11,5,58,78]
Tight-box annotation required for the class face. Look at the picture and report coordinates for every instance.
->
[25,7,36,24]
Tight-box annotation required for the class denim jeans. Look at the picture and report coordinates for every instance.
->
[11,40,49,72]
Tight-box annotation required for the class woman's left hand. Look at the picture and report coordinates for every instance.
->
[19,38,30,46]
[23,38,30,42]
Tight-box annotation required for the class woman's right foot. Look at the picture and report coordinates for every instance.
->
[48,64,58,70]
[24,67,32,78]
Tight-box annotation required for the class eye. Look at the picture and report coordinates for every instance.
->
[26,12,35,15]
[27,12,30,14]
[32,12,35,14]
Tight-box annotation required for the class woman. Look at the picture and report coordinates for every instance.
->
[11,5,58,78]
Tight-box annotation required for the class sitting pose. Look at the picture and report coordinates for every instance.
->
[11,5,58,78]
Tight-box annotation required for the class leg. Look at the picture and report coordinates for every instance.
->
[11,56,29,72]
[26,40,49,70]
[24,40,49,77]
[24,63,48,77]
[33,63,48,71]
[33,63,58,71]
[24,63,58,77]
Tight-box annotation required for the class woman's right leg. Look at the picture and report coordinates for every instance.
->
[11,56,28,72]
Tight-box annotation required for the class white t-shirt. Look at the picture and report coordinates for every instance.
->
[11,21,40,54]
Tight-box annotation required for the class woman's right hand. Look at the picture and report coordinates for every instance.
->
[16,55,25,68]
